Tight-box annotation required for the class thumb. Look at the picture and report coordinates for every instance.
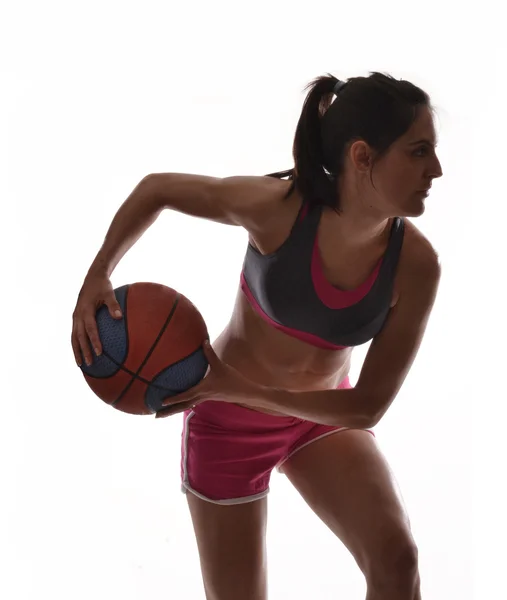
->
[108,296,123,319]
[202,340,219,366]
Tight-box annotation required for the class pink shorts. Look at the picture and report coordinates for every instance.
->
[180,376,375,505]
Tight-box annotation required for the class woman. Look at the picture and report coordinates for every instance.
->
[72,72,443,600]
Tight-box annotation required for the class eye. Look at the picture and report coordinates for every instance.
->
[414,147,428,156]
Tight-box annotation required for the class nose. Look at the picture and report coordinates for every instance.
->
[427,156,443,185]
[433,155,443,179]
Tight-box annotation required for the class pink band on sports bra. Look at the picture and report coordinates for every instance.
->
[311,237,383,309]
[240,273,347,350]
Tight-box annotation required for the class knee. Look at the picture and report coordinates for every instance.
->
[367,535,419,588]
[392,541,419,577]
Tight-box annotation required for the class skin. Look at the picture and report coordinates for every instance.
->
[72,102,443,600]
[158,104,443,600]
[158,104,443,418]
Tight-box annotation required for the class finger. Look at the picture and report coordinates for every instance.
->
[83,315,102,357]
[76,320,93,366]
[71,321,83,366]
[160,390,196,407]
[107,294,123,319]
[155,400,196,418]
[202,340,219,366]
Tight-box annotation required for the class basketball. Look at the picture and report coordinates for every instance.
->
[79,282,209,415]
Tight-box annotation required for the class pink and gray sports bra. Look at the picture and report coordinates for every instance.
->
[240,200,405,350]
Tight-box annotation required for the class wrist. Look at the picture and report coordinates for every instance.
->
[252,384,288,411]
[87,254,113,279]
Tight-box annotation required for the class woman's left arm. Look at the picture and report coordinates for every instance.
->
[255,248,442,427]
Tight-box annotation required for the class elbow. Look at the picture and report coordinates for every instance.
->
[140,173,157,187]
[353,408,378,430]
[356,389,387,429]
[138,174,169,210]
[365,399,393,429]
[365,411,380,429]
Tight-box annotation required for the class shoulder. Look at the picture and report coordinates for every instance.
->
[403,219,441,272]
[223,176,304,251]
[219,174,292,200]
[220,175,298,231]
[398,218,441,300]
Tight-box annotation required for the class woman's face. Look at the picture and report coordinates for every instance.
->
[371,105,443,217]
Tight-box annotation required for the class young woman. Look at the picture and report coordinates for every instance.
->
[72,72,443,600]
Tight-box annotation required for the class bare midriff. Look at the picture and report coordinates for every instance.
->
[211,290,354,416]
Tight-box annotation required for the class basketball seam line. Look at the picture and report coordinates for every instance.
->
[94,345,204,394]
[113,293,182,406]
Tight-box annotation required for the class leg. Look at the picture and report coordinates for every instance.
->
[186,491,268,600]
[180,403,285,600]
[281,429,421,599]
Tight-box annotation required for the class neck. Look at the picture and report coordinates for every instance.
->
[322,206,393,250]
[328,178,395,248]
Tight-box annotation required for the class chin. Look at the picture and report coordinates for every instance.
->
[410,203,426,217]
[400,198,426,218]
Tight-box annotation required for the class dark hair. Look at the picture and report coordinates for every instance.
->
[266,72,432,213]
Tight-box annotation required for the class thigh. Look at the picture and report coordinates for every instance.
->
[281,429,418,582]
[186,491,268,600]
[181,403,302,503]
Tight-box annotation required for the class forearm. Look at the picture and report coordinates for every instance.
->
[88,175,165,278]
[253,385,374,429]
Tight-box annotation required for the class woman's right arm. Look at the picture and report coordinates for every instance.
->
[88,172,286,278]
[71,172,286,366]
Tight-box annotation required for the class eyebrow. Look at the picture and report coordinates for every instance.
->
[409,138,438,147]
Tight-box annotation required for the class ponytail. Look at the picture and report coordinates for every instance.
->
[267,71,431,213]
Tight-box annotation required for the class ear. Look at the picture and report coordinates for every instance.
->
[349,140,375,172]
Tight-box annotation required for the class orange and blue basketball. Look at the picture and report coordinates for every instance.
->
[79,282,209,415]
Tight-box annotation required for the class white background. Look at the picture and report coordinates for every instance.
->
[2,1,505,598]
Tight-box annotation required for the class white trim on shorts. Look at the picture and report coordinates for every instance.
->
[181,411,374,503]
[180,410,270,505]
[275,427,350,473]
